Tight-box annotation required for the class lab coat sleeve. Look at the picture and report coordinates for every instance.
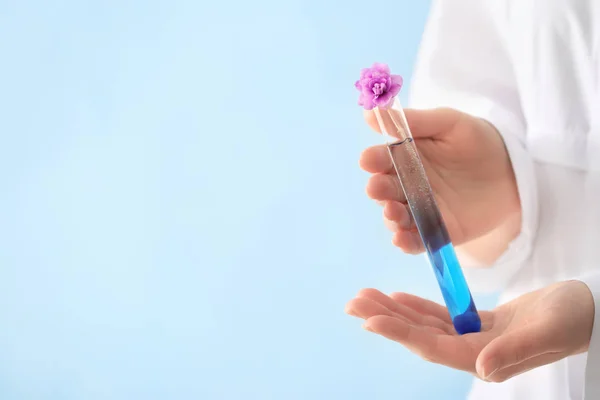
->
[581,273,600,399]
[408,0,538,293]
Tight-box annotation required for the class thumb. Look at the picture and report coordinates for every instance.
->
[475,322,561,379]
[363,107,460,139]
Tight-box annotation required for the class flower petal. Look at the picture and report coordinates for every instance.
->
[355,63,401,110]
[360,68,373,80]
[367,77,386,94]
[361,95,376,110]
[390,74,404,87]
[371,62,390,75]
[388,83,402,98]
[374,90,395,108]
[357,94,364,106]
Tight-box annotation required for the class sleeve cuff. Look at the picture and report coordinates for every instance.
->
[580,273,600,399]
[458,107,539,293]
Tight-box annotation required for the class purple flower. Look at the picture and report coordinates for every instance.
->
[354,63,403,110]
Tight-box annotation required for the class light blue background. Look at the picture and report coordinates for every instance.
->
[0,0,497,399]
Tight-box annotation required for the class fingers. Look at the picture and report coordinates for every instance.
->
[364,315,476,371]
[382,201,423,253]
[363,107,461,139]
[392,230,425,254]
[346,289,480,371]
[363,109,382,133]
[363,315,439,358]
[345,295,447,335]
[359,145,393,174]
[389,292,452,324]
[345,296,409,322]
[356,288,453,334]
[384,201,413,230]
[366,176,423,253]
[476,322,561,380]
[402,108,460,139]
[383,217,400,233]
[366,174,423,253]
[366,174,406,203]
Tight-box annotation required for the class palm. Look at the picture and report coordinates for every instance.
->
[345,282,593,381]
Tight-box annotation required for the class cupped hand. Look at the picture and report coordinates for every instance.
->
[345,280,595,382]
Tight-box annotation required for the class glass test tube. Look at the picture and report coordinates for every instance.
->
[373,98,481,335]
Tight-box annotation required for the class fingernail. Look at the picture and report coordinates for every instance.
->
[362,323,374,332]
[410,234,422,250]
[398,210,410,229]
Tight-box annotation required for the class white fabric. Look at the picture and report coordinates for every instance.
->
[409,0,600,398]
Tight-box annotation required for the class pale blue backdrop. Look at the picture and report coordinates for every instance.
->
[0,0,498,399]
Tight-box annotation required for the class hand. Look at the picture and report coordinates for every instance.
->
[361,108,520,254]
[345,280,595,382]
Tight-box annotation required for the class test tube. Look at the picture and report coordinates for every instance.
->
[373,98,481,335]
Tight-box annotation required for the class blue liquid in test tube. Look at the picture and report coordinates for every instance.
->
[374,100,481,335]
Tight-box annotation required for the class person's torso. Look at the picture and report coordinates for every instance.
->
[501,0,600,172]
[471,1,600,398]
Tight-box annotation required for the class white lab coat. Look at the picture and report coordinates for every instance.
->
[409,0,600,398]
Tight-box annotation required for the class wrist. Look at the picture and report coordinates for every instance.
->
[456,210,521,268]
